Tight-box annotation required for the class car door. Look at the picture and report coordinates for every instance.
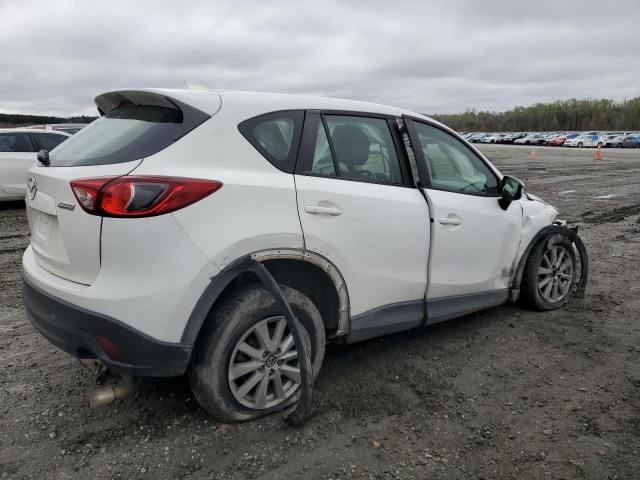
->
[0,132,37,196]
[294,112,430,341]
[404,118,523,323]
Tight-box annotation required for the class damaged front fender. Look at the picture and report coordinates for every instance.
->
[510,223,589,302]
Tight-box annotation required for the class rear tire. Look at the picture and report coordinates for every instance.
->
[577,142,583,148]
[521,236,577,311]
[189,284,325,422]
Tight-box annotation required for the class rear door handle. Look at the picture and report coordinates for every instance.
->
[304,205,342,216]
[438,217,461,226]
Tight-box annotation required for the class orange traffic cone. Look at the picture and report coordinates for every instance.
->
[530,150,537,160]
[594,145,601,161]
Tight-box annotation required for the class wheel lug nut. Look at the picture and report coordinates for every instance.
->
[277,360,283,366]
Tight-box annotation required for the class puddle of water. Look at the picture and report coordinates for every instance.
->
[594,194,623,199]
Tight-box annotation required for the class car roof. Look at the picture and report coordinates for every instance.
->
[95,87,445,129]
[0,128,71,135]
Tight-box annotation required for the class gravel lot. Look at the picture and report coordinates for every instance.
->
[1,144,640,479]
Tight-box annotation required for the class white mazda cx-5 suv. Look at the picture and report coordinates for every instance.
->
[22,89,587,422]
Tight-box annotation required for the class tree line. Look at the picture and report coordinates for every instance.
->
[430,97,640,132]
[0,112,97,127]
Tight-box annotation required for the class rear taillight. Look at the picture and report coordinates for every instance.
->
[70,176,222,217]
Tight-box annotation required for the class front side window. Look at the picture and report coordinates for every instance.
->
[0,133,35,153]
[413,122,499,195]
[34,133,68,151]
[238,111,304,173]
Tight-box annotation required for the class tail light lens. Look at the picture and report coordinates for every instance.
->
[70,176,222,217]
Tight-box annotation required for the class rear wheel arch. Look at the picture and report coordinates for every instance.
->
[181,249,349,346]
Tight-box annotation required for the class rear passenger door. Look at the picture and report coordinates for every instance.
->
[294,112,430,340]
[0,132,37,195]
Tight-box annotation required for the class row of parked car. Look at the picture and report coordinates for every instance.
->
[463,131,640,148]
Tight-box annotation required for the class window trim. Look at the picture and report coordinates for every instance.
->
[295,109,413,188]
[237,110,305,174]
[403,116,502,198]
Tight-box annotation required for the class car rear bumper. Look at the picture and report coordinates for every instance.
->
[23,275,192,377]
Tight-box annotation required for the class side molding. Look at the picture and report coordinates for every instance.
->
[347,299,424,343]
[427,289,508,325]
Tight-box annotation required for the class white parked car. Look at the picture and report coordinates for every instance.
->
[24,123,89,135]
[514,134,544,145]
[0,128,70,201]
[564,134,605,148]
[22,89,586,422]
[481,133,507,144]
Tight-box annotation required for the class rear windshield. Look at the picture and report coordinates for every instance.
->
[49,106,182,166]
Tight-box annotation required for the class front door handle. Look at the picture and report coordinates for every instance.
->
[438,217,461,226]
[304,205,342,216]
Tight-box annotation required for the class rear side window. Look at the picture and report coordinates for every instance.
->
[0,133,36,153]
[238,111,304,173]
[49,106,183,167]
[325,115,404,184]
[300,114,405,185]
[34,133,68,151]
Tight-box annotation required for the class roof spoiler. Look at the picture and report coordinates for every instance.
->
[94,90,212,141]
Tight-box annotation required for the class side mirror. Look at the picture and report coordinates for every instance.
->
[498,175,524,210]
[37,149,50,166]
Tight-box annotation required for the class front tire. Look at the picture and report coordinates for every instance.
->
[521,236,577,311]
[189,284,325,422]
[577,142,583,148]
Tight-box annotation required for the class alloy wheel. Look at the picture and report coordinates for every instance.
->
[228,316,302,410]
[537,243,574,303]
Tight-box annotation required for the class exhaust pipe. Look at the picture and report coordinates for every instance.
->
[88,375,135,408]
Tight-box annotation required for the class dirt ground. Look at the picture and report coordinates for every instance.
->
[1,144,639,480]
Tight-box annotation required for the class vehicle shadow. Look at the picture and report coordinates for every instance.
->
[0,200,25,210]
[132,303,519,422]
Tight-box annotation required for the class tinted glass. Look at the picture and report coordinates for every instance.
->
[324,115,403,184]
[0,133,35,153]
[35,133,68,151]
[310,121,336,176]
[238,111,304,173]
[254,118,294,162]
[413,123,499,195]
[49,106,182,166]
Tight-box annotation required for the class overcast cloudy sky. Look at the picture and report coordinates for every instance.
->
[2,0,639,116]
